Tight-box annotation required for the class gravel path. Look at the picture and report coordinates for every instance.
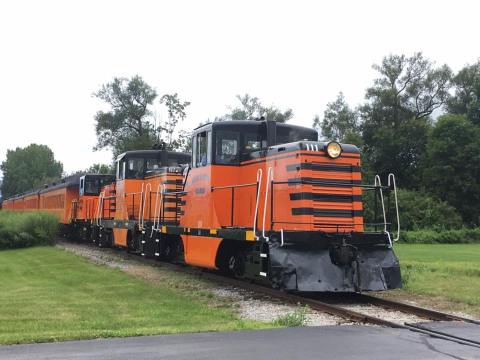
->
[56,241,424,326]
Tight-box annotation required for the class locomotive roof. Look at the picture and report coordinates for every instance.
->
[193,120,318,138]
[116,149,191,161]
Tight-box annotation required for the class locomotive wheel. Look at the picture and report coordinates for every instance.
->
[227,252,246,279]
[162,240,178,261]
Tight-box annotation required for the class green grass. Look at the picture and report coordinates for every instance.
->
[0,247,268,345]
[395,244,480,310]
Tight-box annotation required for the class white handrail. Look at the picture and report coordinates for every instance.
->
[95,191,105,226]
[253,169,263,240]
[150,184,162,237]
[156,184,167,230]
[374,175,387,233]
[137,183,145,223]
[140,183,152,230]
[262,167,273,241]
[388,173,400,242]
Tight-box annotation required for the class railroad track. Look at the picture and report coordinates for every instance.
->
[196,271,480,349]
[61,241,480,349]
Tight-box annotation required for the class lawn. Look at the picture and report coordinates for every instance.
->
[394,244,480,314]
[0,247,267,345]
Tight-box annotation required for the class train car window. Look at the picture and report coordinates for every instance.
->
[168,154,191,167]
[85,178,100,194]
[127,158,144,179]
[241,130,264,161]
[216,130,240,165]
[195,131,211,167]
[146,158,161,171]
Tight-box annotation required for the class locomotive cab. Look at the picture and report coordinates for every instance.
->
[111,150,190,248]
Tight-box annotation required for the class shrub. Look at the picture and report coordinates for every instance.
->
[363,188,463,231]
[0,211,58,250]
[400,228,480,244]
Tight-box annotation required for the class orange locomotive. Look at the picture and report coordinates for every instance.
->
[1,120,402,293]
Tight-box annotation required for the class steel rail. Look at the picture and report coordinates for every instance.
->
[355,293,480,325]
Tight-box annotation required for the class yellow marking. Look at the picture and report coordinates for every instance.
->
[210,229,217,235]
[162,226,167,233]
[246,230,255,241]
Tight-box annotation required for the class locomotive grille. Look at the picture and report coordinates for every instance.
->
[287,159,363,233]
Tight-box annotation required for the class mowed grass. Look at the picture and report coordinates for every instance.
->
[0,247,266,345]
[395,244,480,311]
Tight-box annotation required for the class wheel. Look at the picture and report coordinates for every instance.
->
[227,252,246,279]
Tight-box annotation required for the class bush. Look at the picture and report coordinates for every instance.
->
[363,188,463,231]
[0,211,58,250]
[401,228,480,244]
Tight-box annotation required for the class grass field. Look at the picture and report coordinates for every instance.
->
[0,247,267,345]
[394,244,480,315]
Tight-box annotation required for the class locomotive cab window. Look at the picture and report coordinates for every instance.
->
[193,131,211,167]
[215,130,240,165]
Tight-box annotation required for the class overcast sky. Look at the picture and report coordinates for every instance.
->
[0,0,478,174]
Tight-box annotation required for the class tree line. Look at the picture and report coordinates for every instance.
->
[2,52,479,231]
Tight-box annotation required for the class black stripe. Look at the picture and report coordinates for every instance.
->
[292,207,363,218]
[286,163,360,172]
[290,193,362,202]
[288,177,362,187]
[163,179,183,185]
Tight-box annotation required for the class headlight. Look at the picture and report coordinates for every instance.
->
[326,141,342,158]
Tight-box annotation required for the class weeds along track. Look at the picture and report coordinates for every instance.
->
[59,239,480,349]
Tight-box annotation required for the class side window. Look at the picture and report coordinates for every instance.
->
[117,160,125,180]
[126,158,144,179]
[216,130,240,165]
[195,131,211,167]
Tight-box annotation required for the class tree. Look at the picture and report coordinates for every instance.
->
[446,60,480,125]
[423,114,480,225]
[0,144,63,198]
[159,93,191,150]
[360,53,452,188]
[222,94,293,122]
[313,92,362,145]
[86,163,114,174]
[94,75,158,157]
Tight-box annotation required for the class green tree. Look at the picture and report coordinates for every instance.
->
[447,60,480,125]
[159,93,191,150]
[0,144,63,198]
[313,92,362,145]
[423,114,480,225]
[363,188,463,231]
[361,53,452,188]
[222,94,293,122]
[86,163,114,174]
[94,75,158,157]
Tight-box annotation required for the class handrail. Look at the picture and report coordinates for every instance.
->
[253,169,263,240]
[262,167,273,241]
[157,184,166,228]
[150,184,162,237]
[374,175,387,233]
[388,173,400,242]
[137,183,145,223]
[140,183,151,230]
[211,182,257,191]
[95,191,105,226]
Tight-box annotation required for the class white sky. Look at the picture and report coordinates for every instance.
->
[0,0,478,175]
